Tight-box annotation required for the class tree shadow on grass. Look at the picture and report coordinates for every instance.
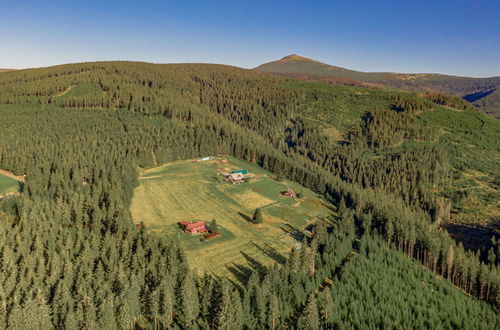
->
[226,262,254,285]
[252,242,287,265]
[226,251,268,285]
[237,211,252,223]
[281,223,306,242]
[241,251,267,275]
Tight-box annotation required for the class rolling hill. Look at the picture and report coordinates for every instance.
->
[255,54,500,118]
[0,62,497,327]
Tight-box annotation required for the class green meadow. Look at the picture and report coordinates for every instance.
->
[0,174,19,196]
[131,156,334,278]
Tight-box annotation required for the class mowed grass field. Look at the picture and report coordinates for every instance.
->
[0,173,19,196]
[130,156,334,279]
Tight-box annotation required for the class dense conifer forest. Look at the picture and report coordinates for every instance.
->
[0,62,498,328]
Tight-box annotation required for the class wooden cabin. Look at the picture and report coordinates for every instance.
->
[227,172,246,184]
[281,188,297,198]
[179,221,208,234]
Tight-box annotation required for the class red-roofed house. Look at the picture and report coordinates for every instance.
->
[179,221,208,234]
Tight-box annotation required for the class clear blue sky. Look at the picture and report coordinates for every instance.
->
[1,0,499,77]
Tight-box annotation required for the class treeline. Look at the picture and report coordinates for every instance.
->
[390,93,434,113]
[331,234,498,329]
[424,91,475,111]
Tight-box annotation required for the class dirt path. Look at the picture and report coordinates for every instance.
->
[0,192,21,200]
[0,169,25,182]
[54,85,74,97]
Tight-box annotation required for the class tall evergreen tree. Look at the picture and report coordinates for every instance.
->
[252,208,263,224]
[300,294,320,330]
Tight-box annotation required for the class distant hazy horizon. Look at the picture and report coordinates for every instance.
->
[1,0,499,78]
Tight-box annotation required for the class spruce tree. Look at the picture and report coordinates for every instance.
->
[318,287,334,326]
[300,294,320,330]
[267,293,280,330]
[213,281,233,330]
[252,208,263,224]
[209,219,220,234]
[178,272,200,327]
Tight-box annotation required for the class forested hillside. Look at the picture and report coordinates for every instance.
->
[256,54,500,118]
[0,62,497,328]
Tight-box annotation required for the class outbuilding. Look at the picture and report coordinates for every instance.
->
[227,172,246,184]
[231,169,248,175]
[281,188,297,198]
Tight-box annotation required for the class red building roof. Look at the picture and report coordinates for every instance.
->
[186,221,206,231]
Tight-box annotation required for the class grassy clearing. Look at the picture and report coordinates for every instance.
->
[54,83,103,100]
[444,170,500,225]
[284,81,401,135]
[131,156,334,278]
[419,109,500,226]
[0,173,19,196]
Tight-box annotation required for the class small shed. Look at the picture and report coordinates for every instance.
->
[232,169,248,175]
[227,172,246,184]
[281,188,297,198]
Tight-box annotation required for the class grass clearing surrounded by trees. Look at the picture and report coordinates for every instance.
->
[131,156,334,278]
[0,173,19,197]
[419,108,500,227]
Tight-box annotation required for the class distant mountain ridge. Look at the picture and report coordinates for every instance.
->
[255,55,500,118]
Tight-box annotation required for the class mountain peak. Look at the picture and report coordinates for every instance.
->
[278,54,319,63]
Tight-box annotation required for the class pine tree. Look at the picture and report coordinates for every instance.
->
[300,294,320,330]
[178,272,200,327]
[213,281,234,330]
[252,208,263,224]
[487,247,496,266]
[158,277,174,328]
[446,245,455,280]
[9,292,54,330]
[386,219,394,247]
[267,293,280,330]
[230,288,244,329]
[209,219,220,234]
[318,287,334,326]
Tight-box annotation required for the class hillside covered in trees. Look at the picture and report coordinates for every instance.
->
[256,54,500,118]
[0,62,498,328]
